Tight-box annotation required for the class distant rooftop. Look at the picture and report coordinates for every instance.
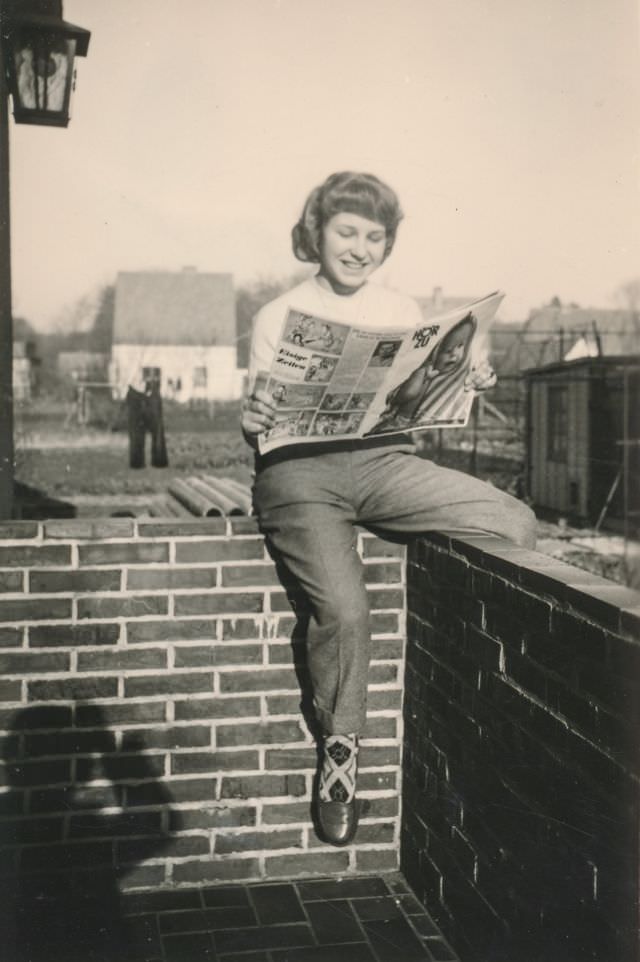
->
[491,304,640,372]
[417,286,477,321]
[113,269,235,346]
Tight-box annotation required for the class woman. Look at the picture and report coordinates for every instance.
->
[241,171,536,846]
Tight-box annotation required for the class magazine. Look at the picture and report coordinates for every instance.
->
[256,290,504,454]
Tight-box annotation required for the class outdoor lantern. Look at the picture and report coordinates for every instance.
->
[2,2,90,127]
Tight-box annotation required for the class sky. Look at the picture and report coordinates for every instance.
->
[9,0,640,330]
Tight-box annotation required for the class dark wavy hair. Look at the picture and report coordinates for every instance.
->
[291,171,403,264]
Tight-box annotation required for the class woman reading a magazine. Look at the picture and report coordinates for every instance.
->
[241,171,536,847]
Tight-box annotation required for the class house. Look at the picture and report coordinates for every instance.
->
[524,356,640,530]
[58,351,108,380]
[109,268,243,402]
[493,304,639,376]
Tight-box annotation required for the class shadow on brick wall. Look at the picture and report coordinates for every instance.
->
[0,704,179,962]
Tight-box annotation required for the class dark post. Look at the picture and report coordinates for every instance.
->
[0,0,14,520]
[469,395,479,477]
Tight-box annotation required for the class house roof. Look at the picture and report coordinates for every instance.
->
[491,306,640,373]
[112,270,235,346]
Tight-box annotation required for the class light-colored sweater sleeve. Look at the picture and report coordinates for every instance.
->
[247,303,282,391]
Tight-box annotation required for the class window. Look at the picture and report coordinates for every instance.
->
[142,366,161,388]
[193,366,207,388]
[547,384,568,462]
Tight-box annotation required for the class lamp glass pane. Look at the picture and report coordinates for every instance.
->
[13,35,75,116]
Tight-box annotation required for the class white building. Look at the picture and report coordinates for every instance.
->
[13,341,35,402]
[110,268,245,401]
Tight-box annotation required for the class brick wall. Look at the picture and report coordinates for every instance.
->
[0,518,406,892]
[4,514,638,959]
[402,531,640,962]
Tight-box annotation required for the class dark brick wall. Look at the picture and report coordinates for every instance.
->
[402,531,640,962]
[0,518,406,892]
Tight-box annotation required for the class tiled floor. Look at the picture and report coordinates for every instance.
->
[120,874,461,962]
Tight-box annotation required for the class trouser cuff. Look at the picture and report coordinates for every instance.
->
[314,699,366,736]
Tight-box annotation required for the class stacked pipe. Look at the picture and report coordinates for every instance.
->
[202,475,253,515]
[147,495,193,518]
[166,476,252,517]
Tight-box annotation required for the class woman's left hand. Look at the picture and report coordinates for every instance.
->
[464,361,497,392]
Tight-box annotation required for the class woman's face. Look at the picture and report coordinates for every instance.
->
[318,211,387,294]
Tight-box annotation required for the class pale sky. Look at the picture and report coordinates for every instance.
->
[9,0,640,329]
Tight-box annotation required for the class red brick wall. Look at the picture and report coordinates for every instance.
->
[402,531,640,962]
[0,518,406,891]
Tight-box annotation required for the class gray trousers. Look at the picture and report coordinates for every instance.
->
[253,442,536,735]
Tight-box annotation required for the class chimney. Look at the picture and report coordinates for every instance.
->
[432,286,443,310]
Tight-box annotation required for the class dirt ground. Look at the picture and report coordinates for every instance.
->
[14,399,254,501]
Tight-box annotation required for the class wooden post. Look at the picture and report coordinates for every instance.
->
[0,1,15,520]
[469,396,479,477]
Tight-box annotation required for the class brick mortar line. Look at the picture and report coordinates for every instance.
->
[1,737,325,753]
[409,601,630,656]
[0,615,289,628]
[408,661,639,781]
[411,625,630,720]
[14,640,269,650]
[14,586,299,596]
[408,558,639,628]
[4,587,402,601]
[0,766,312,782]
[8,845,398,860]
[499,674,639,775]
[2,667,220,678]
[34,535,268,546]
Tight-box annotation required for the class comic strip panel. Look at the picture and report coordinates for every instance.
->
[320,392,350,411]
[304,355,338,383]
[311,411,365,437]
[282,311,348,355]
[266,410,315,441]
[368,339,402,367]
[267,379,325,409]
[348,392,376,411]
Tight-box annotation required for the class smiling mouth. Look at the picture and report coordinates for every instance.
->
[341,260,368,270]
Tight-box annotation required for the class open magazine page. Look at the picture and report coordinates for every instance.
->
[257,291,504,454]
[359,291,504,437]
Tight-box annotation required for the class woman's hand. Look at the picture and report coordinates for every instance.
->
[464,361,497,393]
[241,388,276,448]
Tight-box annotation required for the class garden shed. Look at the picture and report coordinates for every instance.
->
[525,356,640,529]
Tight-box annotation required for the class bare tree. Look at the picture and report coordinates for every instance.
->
[615,278,640,338]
